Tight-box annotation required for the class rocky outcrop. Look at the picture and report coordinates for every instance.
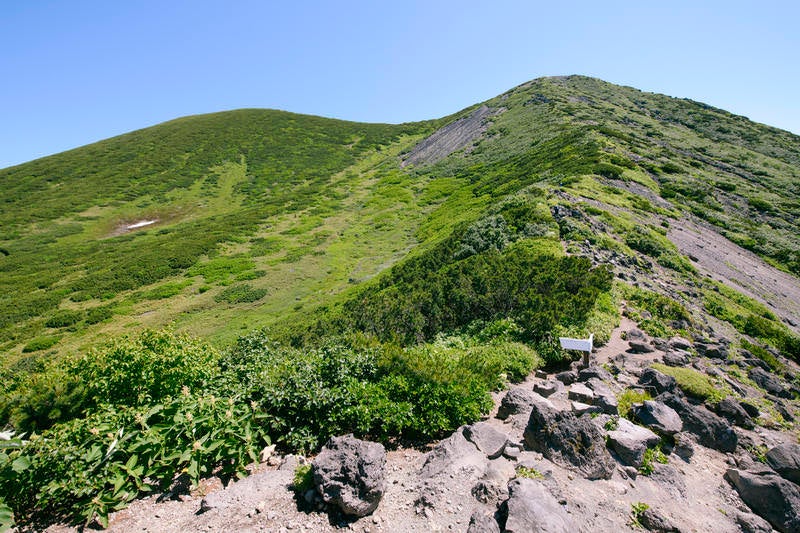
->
[467,510,501,533]
[639,506,682,532]
[464,422,508,460]
[606,417,661,468]
[419,427,488,479]
[632,400,682,435]
[312,435,386,517]
[502,478,576,533]
[766,443,800,485]
[497,387,538,420]
[523,400,615,479]
[659,393,737,452]
[639,368,677,395]
[710,396,755,429]
[749,367,792,398]
[725,468,800,533]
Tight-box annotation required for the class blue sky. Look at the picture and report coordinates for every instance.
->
[1,0,799,169]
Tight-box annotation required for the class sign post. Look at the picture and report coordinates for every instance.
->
[559,333,594,368]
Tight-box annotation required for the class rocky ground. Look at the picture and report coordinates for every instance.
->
[43,318,800,533]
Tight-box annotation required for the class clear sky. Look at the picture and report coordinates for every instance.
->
[2,0,799,169]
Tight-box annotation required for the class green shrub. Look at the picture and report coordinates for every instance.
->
[21,336,60,353]
[650,363,726,403]
[44,310,84,328]
[617,389,651,419]
[214,284,268,304]
[292,464,313,494]
[639,446,668,475]
[85,306,113,325]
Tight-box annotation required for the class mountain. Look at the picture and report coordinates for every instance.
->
[2,76,800,530]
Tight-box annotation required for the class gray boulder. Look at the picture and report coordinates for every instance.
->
[710,397,755,429]
[523,400,615,479]
[606,417,661,468]
[578,365,613,382]
[639,368,677,395]
[663,349,690,367]
[735,510,775,533]
[632,400,683,435]
[497,387,537,420]
[533,380,561,398]
[766,443,800,485]
[629,339,655,353]
[567,382,595,404]
[696,342,728,360]
[464,422,508,459]
[639,506,682,532]
[668,336,693,351]
[749,367,791,398]
[502,478,577,533]
[725,468,800,533]
[419,427,488,479]
[555,369,578,385]
[659,393,737,452]
[586,378,619,415]
[312,435,386,517]
[467,510,501,533]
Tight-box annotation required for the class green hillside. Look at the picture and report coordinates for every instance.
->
[2,76,800,528]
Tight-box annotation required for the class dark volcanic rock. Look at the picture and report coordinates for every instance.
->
[533,380,561,398]
[659,393,737,452]
[606,417,660,468]
[749,367,791,398]
[467,510,501,533]
[710,396,755,429]
[555,369,578,385]
[640,506,682,532]
[578,365,613,382]
[628,340,655,353]
[586,378,619,415]
[497,387,537,420]
[725,468,800,533]
[502,478,577,533]
[663,349,690,367]
[523,400,615,479]
[632,400,683,435]
[464,422,508,459]
[766,443,800,485]
[567,382,595,404]
[312,435,386,517]
[639,368,677,395]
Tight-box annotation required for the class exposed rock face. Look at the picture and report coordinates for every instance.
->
[725,468,800,533]
[632,400,683,435]
[586,378,619,415]
[663,349,690,367]
[523,400,615,479]
[497,387,538,420]
[710,397,755,429]
[659,394,737,452]
[312,435,386,517]
[749,367,791,398]
[464,422,508,460]
[766,443,800,485]
[567,382,595,404]
[555,369,578,385]
[606,417,661,468]
[639,506,682,532]
[467,510,501,533]
[502,478,577,533]
[533,380,561,398]
[419,427,488,480]
[578,366,613,382]
[639,368,677,395]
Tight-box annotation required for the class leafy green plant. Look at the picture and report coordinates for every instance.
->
[21,336,60,353]
[639,446,668,475]
[604,415,620,431]
[630,501,650,528]
[214,284,268,304]
[617,389,651,419]
[515,465,544,479]
[292,464,313,494]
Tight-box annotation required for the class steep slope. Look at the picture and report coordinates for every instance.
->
[2,75,800,531]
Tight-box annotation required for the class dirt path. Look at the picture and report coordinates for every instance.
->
[669,218,800,335]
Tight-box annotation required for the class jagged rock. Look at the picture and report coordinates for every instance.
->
[497,388,537,420]
[535,369,549,379]
[725,468,800,533]
[606,417,661,468]
[464,422,508,459]
[312,435,386,517]
[571,401,601,416]
[735,510,775,533]
[578,365,613,382]
[632,400,683,435]
[420,427,488,479]
[523,400,615,479]
[749,367,791,398]
[533,380,561,398]
[668,336,693,351]
[696,342,728,360]
[471,479,508,505]
[503,444,521,460]
[710,397,755,429]
[672,433,695,461]
[766,443,800,485]
[740,402,761,418]
[640,506,682,532]
[659,393,737,452]
[629,340,655,353]
[555,369,578,385]
[502,478,577,533]
[663,349,690,367]
[773,400,795,422]
[467,510,501,533]
[586,378,619,414]
[639,368,677,395]
[568,382,595,404]
[627,328,646,340]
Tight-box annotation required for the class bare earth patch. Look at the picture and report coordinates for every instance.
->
[668,217,800,334]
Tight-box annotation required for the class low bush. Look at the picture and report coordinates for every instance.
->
[617,389,651,419]
[21,336,60,353]
[214,283,267,304]
[650,363,726,403]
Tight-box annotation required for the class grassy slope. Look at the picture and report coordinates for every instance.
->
[2,76,800,370]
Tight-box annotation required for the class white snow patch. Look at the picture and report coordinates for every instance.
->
[126,219,157,229]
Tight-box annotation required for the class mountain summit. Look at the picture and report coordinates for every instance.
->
[1,76,800,531]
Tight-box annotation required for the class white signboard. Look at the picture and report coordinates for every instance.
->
[559,333,594,353]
